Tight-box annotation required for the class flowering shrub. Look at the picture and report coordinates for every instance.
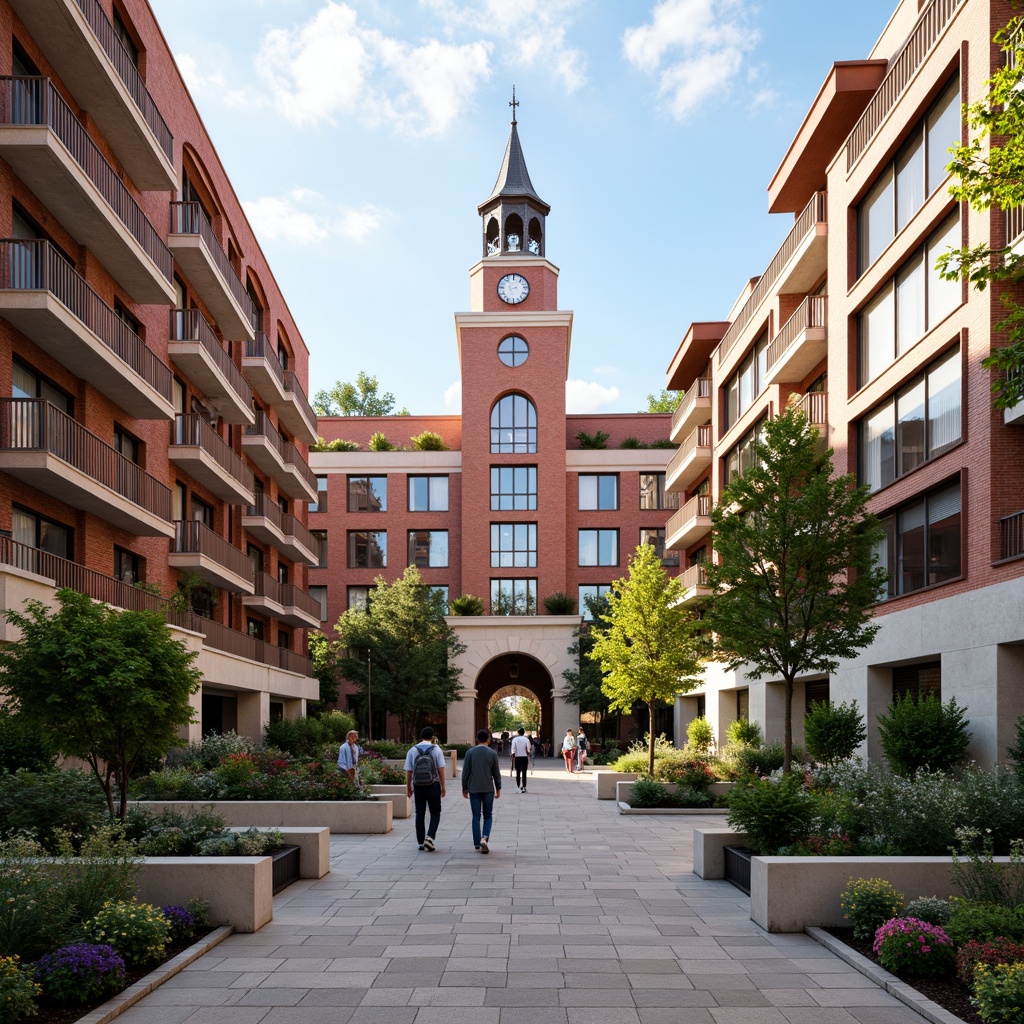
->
[903,896,953,927]
[872,917,955,977]
[840,878,904,941]
[34,943,125,1005]
[161,905,196,944]
[82,900,169,966]
[971,961,1024,1023]
[661,757,718,791]
[0,955,39,1021]
[945,899,1024,947]
[957,938,1024,987]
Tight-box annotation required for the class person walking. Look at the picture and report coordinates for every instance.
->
[404,727,447,851]
[561,728,577,773]
[462,728,501,853]
[336,729,362,784]
[509,727,531,793]
[576,728,589,772]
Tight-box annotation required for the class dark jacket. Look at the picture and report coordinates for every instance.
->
[462,745,502,794]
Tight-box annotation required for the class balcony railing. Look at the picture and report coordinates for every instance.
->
[170,309,253,409]
[794,390,828,428]
[678,563,709,591]
[244,332,286,387]
[170,201,256,325]
[244,410,318,495]
[0,77,172,283]
[766,296,828,371]
[0,239,174,403]
[194,612,312,675]
[172,519,254,585]
[846,0,964,170]
[1000,510,1024,560]
[246,494,317,554]
[0,398,172,519]
[283,369,316,428]
[251,572,322,619]
[667,424,713,479]
[73,0,173,162]
[719,192,827,365]
[281,435,318,493]
[172,415,254,492]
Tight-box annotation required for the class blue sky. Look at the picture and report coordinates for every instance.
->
[147,0,899,416]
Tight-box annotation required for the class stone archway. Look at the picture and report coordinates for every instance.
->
[473,652,553,740]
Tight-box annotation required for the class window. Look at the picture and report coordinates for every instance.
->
[310,476,328,514]
[491,578,537,615]
[247,543,264,575]
[348,530,386,568]
[497,335,529,367]
[874,481,961,599]
[859,215,961,387]
[639,473,679,510]
[12,359,72,414]
[113,425,141,464]
[724,330,769,430]
[428,585,449,607]
[893,661,941,700]
[859,348,961,492]
[277,563,289,585]
[309,585,328,621]
[114,300,141,337]
[113,546,141,583]
[311,530,328,568]
[112,9,139,66]
[491,524,537,567]
[724,419,766,482]
[641,528,678,567]
[490,393,537,453]
[348,586,369,610]
[857,75,961,276]
[578,584,611,620]
[348,476,387,512]
[578,474,618,510]
[579,529,618,566]
[491,466,537,510]
[278,629,291,649]
[192,496,213,528]
[247,617,264,641]
[408,476,448,512]
[408,530,449,567]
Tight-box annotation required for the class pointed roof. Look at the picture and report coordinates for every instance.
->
[478,120,550,215]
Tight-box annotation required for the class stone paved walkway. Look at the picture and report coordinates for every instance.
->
[124,761,932,1024]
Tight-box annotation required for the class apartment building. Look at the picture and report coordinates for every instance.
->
[667,0,1024,766]
[0,0,320,739]
[310,116,681,745]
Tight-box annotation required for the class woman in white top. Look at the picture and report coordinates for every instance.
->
[561,728,577,774]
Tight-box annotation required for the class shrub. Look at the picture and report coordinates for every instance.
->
[575,429,609,449]
[649,438,677,448]
[0,836,75,960]
[363,739,406,759]
[1009,717,1024,782]
[726,719,762,747]
[972,962,1024,1024]
[904,896,953,927]
[877,693,971,776]
[628,778,672,808]
[726,774,815,855]
[162,905,197,945]
[82,900,170,966]
[310,437,360,452]
[409,431,448,451]
[957,937,1024,987]
[0,955,39,1021]
[543,592,577,615]
[618,436,648,449]
[840,878,904,941]
[804,700,866,766]
[661,757,717,791]
[165,731,256,771]
[872,917,955,977]
[674,787,712,808]
[449,594,484,616]
[951,830,1024,908]
[724,742,800,780]
[0,706,54,774]
[125,806,228,856]
[945,900,1024,947]
[686,717,714,754]
[34,943,125,1005]
[367,431,397,451]
[264,711,358,758]
[352,755,405,785]
[0,768,107,850]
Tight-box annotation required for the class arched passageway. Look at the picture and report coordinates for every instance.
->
[473,652,554,749]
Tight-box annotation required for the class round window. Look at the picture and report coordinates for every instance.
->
[498,335,529,367]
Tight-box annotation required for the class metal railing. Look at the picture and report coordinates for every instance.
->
[671,377,711,434]
[795,390,828,427]
[172,519,254,584]
[245,494,317,554]
[846,0,965,170]
[666,424,713,481]
[1000,510,1024,560]
[171,415,255,494]
[0,239,173,403]
[281,435,318,493]
[0,77,172,282]
[719,192,827,365]
[169,309,253,409]
[195,612,312,675]
[766,295,828,372]
[245,410,317,493]
[73,0,173,162]
[678,563,709,591]
[169,201,256,326]
[667,492,713,537]
[283,370,316,431]
[244,332,285,388]
[251,572,322,618]
[0,398,172,519]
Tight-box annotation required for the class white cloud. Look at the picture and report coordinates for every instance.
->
[591,364,620,377]
[175,52,249,107]
[566,379,620,413]
[622,0,759,121]
[444,380,462,411]
[242,188,389,245]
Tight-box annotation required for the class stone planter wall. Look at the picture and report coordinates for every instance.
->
[226,826,331,878]
[368,784,411,818]
[615,781,727,814]
[593,771,638,799]
[134,799,392,834]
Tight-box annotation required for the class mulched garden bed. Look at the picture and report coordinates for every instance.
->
[826,927,981,1024]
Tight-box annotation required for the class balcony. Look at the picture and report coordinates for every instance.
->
[665,425,712,495]
[242,495,318,565]
[764,296,828,386]
[169,415,255,506]
[670,377,711,443]
[666,493,713,551]
[280,370,318,445]
[167,310,254,425]
[676,563,711,606]
[241,411,318,503]
[169,519,254,594]
[0,78,174,304]
[794,390,828,439]
[168,203,256,342]
[0,398,173,536]
[241,333,287,406]
[0,240,174,420]
[242,572,321,628]
[8,0,175,190]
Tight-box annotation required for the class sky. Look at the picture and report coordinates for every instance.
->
[146,0,901,416]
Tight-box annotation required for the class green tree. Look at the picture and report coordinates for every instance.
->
[643,389,680,413]
[333,567,465,740]
[312,371,411,416]
[563,596,613,736]
[489,699,517,734]
[308,630,342,711]
[0,589,201,819]
[705,404,887,774]
[588,544,703,774]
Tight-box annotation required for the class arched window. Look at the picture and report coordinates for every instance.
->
[505,213,524,252]
[491,393,537,453]
[528,217,542,256]
[486,217,500,256]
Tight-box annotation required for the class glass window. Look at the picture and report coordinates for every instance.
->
[490,393,537,453]
[12,359,72,414]
[309,585,328,621]
[724,420,765,482]
[722,331,769,430]
[896,378,926,477]
[490,578,537,615]
[348,476,387,512]
[641,527,679,567]
[247,617,265,640]
[639,472,679,510]
[928,351,962,454]
[579,529,618,566]
[858,168,894,275]
[579,474,618,510]
[348,586,369,610]
[926,78,961,193]
[860,405,896,493]
[859,284,894,386]
[926,214,961,327]
[278,629,291,650]
[310,476,328,514]
[408,530,448,567]
[113,425,140,464]
[348,531,386,568]
[247,543,264,575]
[896,255,925,356]
[192,497,213,527]
[578,584,611,620]
[895,134,925,233]
[497,335,529,367]
[428,585,449,608]
[491,465,537,510]
[408,476,449,511]
[311,530,328,568]
[491,523,538,567]
[11,506,72,562]
[113,546,141,583]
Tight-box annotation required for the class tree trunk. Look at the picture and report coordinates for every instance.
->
[784,675,794,774]
[648,701,656,776]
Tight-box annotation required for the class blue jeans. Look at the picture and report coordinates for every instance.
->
[468,791,494,847]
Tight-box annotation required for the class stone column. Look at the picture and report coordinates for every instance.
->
[446,686,477,744]
[236,690,270,744]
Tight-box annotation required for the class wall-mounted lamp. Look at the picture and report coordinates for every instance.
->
[509,659,520,681]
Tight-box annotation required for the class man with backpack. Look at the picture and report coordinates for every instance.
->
[404,727,447,851]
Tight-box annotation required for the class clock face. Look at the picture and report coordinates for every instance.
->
[497,273,530,305]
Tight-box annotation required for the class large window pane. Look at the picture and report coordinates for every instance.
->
[409,475,449,512]
[579,474,618,510]
[348,530,386,568]
[927,484,961,586]
[898,501,926,596]
[348,476,387,512]
[491,465,537,510]
[490,393,537,453]
[860,405,895,493]
[896,133,925,232]
[859,284,894,386]
[897,379,926,477]
[491,578,537,615]
[859,169,894,275]
[409,530,448,567]
[491,523,536,567]
[928,351,961,453]
[896,255,925,356]
[927,215,961,327]
[579,529,617,566]
[926,77,961,193]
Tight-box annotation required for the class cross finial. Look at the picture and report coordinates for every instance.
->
[509,85,519,125]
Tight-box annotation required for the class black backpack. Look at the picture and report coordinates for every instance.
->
[411,743,439,786]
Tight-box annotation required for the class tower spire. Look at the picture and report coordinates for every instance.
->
[509,84,519,126]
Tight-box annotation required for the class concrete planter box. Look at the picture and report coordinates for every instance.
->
[709,781,735,797]
[693,827,750,880]
[594,771,638,799]
[134,799,392,834]
[226,826,331,878]
[368,784,411,818]
[615,781,728,814]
